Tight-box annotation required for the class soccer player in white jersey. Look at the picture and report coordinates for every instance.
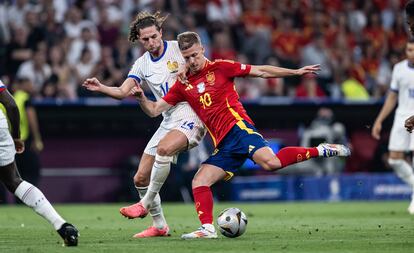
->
[82,11,206,238]
[372,39,414,214]
[402,2,414,129]
[0,79,79,246]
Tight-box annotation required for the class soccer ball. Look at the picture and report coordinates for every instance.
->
[216,207,248,238]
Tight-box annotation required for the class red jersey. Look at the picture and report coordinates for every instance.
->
[163,60,253,146]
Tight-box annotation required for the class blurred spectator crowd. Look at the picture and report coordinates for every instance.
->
[0,0,410,100]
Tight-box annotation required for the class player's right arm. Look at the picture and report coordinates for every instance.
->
[0,88,25,153]
[130,85,172,118]
[371,90,398,140]
[82,77,136,100]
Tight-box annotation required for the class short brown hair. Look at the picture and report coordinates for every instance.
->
[177,31,201,50]
[129,11,168,42]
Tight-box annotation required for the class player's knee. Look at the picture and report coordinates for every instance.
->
[261,158,281,171]
[156,145,173,156]
[191,175,207,188]
[387,158,410,177]
[4,177,22,193]
[133,171,149,187]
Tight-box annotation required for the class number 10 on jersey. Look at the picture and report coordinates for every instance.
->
[199,93,212,109]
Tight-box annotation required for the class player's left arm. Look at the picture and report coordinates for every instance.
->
[248,64,320,78]
[130,85,172,118]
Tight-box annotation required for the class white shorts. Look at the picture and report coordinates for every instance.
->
[143,116,206,163]
[388,115,414,151]
[0,128,16,166]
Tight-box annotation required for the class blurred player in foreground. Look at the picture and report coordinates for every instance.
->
[0,79,78,246]
[403,1,414,129]
[129,31,351,239]
[83,11,205,238]
[373,39,414,214]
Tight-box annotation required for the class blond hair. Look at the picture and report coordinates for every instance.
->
[129,11,169,42]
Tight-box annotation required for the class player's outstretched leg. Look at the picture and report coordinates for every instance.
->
[0,162,79,246]
[274,144,351,168]
[316,143,351,157]
[14,181,80,246]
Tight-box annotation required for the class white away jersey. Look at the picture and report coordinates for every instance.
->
[390,59,414,116]
[0,79,8,128]
[128,40,195,121]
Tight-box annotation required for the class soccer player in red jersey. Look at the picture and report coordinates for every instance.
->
[130,31,351,239]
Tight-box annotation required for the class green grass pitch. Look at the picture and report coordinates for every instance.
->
[0,202,413,253]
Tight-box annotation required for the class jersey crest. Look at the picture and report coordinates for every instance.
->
[167,60,179,73]
[206,71,215,85]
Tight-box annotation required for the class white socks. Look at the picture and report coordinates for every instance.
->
[138,154,171,229]
[136,186,167,229]
[14,181,65,230]
[388,159,414,188]
[141,154,172,209]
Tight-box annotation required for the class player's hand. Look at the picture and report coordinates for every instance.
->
[13,139,25,154]
[296,64,321,75]
[405,116,414,133]
[82,77,103,91]
[177,64,189,84]
[130,85,144,100]
[371,121,382,140]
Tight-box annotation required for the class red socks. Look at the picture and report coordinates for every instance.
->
[192,186,213,224]
[276,147,319,168]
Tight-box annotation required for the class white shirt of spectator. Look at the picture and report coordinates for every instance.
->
[128,40,196,120]
[207,0,242,24]
[16,60,52,94]
[0,79,8,128]
[7,2,32,28]
[64,20,96,39]
[390,59,414,116]
[67,39,101,65]
[75,60,95,81]
[0,4,10,42]
[90,4,123,24]
[53,0,68,23]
